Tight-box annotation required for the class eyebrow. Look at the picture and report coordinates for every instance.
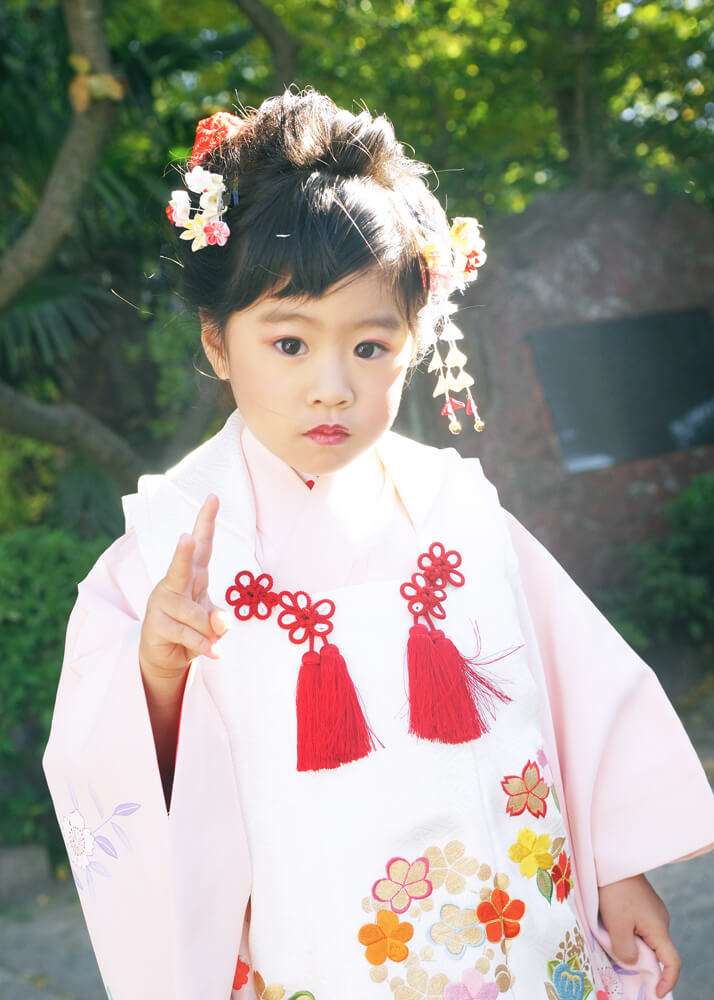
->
[261,308,404,332]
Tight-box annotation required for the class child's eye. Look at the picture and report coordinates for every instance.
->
[275,337,387,361]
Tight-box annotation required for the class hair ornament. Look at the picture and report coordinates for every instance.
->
[165,111,246,252]
[418,217,488,435]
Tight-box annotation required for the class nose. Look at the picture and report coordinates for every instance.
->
[306,353,355,409]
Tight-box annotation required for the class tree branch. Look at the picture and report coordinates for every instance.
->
[0,381,145,491]
[234,0,300,88]
[0,0,122,310]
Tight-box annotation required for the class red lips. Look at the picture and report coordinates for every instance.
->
[305,424,349,435]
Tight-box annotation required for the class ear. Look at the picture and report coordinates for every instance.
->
[199,309,229,380]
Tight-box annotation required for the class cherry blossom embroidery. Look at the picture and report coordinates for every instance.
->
[358,910,414,965]
[500,759,550,818]
[476,887,526,943]
[372,856,432,913]
[60,789,141,899]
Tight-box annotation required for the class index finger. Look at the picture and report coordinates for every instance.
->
[191,493,219,571]
[163,533,196,595]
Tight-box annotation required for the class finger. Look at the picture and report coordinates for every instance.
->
[209,605,232,636]
[191,494,219,572]
[155,612,220,660]
[641,929,681,997]
[161,590,220,642]
[607,918,639,965]
[163,534,196,595]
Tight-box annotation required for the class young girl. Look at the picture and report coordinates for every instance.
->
[42,87,713,1000]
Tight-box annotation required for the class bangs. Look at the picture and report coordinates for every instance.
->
[216,172,427,330]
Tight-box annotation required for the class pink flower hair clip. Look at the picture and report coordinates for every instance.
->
[165,111,246,252]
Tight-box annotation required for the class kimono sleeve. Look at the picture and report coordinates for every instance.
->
[500,508,714,889]
[42,526,253,999]
[41,529,179,998]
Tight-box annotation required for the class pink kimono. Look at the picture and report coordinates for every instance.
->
[41,407,714,1000]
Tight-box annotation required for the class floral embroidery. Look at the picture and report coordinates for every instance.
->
[360,843,525,994]
[476,887,525,942]
[507,828,553,878]
[388,955,449,998]
[551,851,573,903]
[429,903,484,958]
[372,856,433,913]
[358,910,414,965]
[544,926,594,1000]
[424,841,479,894]
[233,955,250,989]
[501,759,550,818]
[60,789,142,900]
[444,969,498,1000]
[251,972,316,1000]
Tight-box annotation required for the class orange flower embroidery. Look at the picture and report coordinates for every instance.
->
[551,850,573,903]
[358,909,414,965]
[501,760,549,819]
[476,887,526,943]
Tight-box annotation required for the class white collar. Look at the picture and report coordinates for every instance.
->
[147,406,456,543]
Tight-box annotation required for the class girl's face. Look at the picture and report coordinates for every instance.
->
[201,267,416,474]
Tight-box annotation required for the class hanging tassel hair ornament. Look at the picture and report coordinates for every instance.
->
[226,571,380,772]
[400,542,513,743]
[417,217,488,436]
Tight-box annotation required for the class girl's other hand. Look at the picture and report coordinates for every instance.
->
[598,873,680,998]
[139,493,231,682]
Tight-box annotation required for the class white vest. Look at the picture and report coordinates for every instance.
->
[123,408,614,1000]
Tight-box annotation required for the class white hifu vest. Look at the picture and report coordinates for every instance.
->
[124,408,617,1000]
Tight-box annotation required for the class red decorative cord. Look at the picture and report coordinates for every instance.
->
[400,541,465,629]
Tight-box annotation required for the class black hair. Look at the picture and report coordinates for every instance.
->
[168,85,452,367]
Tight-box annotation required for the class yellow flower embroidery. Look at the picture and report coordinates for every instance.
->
[507,828,553,878]
[358,908,414,965]
[424,840,478,894]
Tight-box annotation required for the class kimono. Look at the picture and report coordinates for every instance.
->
[41,406,714,1000]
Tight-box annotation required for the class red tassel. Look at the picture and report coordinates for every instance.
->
[406,624,511,743]
[296,642,377,771]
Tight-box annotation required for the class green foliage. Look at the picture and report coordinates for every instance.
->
[0,526,111,856]
[596,474,714,654]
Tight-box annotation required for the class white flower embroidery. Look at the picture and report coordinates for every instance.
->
[61,808,96,869]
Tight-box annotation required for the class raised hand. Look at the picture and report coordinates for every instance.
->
[139,493,230,682]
